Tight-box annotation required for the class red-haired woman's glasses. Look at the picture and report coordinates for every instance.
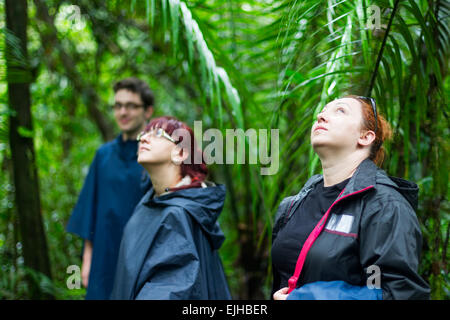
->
[136,128,177,143]
[357,96,377,133]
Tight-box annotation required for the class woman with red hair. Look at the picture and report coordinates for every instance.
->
[271,96,430,300]
[111,116,231,300]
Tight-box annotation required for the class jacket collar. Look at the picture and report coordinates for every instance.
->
[300,158,418,209]
[340,158,378,197]
[285,159,376,221]
[340,158,418,209]
[299,158,377,197]
[114,133,139,161]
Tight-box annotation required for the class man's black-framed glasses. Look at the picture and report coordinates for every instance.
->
[357,96,377,133]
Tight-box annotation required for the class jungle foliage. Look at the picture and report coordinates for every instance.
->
[0,0,448,299]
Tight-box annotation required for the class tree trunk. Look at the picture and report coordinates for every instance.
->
[33,0,116,142]
[5,0,53,299]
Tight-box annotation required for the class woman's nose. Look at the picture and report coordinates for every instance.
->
[139,132,152,144]
[317,112,325,123]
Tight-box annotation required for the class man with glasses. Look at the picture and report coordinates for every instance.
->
[66,77,154,299]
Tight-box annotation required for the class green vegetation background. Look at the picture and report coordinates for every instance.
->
[0,0,448,299]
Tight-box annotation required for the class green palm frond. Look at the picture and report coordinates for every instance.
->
[130,0,244,129]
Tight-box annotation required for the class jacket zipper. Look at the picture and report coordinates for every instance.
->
[287,184,374,293]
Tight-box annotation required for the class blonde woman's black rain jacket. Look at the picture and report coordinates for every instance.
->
[272,159,430,300]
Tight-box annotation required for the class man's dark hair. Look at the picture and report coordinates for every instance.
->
[113,77,154,109]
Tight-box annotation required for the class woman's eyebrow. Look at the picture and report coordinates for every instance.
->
[335,101,350,109]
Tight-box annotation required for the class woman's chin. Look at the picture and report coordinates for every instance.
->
[137,155,151,165]
[138,155,166,167]
[311,138,329,149]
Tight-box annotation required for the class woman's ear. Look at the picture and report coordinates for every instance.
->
[358,130,376,147]
[170,146,189,165]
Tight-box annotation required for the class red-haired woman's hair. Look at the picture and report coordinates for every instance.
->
[344,95,393,166]
[144,116,208,191]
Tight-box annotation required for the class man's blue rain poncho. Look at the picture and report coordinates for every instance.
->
[66,134,151,300]
[110,184,232,300]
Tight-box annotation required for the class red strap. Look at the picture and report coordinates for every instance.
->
[287,188,346,294]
